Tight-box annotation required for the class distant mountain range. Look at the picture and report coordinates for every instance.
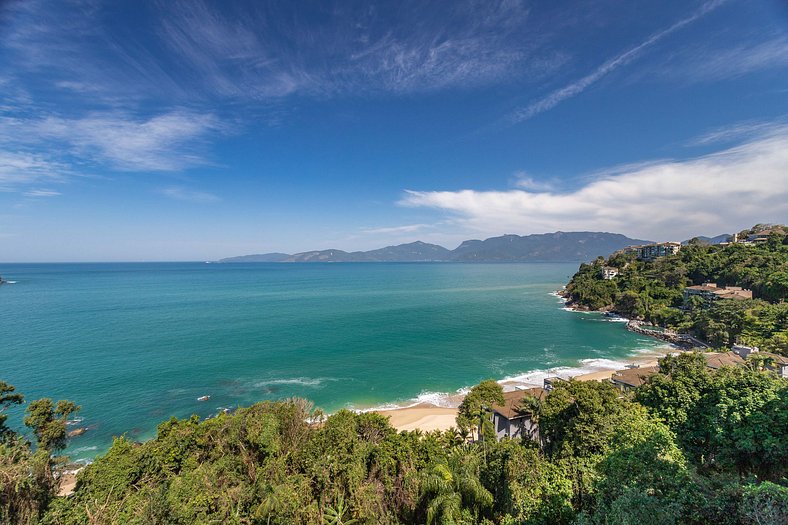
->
[681,234,730,245]
[218,231,654,263]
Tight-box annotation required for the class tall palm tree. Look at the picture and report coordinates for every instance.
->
[419,447,493,524]
[256,485,284,525]
[516,393,543,446]
[323,494,357,525]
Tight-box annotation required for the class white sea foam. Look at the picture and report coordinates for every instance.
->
[351,389,465,413]
[5,281,16,284]
[253,377,336,388]
[71,445,98,454]
[354,344,675,415]
[413,391,460,408]
[561,306,591,313]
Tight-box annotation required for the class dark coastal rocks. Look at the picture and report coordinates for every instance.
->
[626,320,708,349]
[67,427,88,437]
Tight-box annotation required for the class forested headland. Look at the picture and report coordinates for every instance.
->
[564,225,788,355]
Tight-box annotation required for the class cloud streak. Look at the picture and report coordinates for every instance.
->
[0,110,222,174]
[400,126,788,241]
[361,223,431,235]
[0,152,72,191]
[509,0,725,123]
[22,189,61,198]
[2,0,564,104]
[654,35,788,84]
[35,111,222,172]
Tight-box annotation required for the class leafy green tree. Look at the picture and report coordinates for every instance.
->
[0,382,66,525]
[539,380,627,460]
[0,381,24,441]
[614,290,645,319]
[538,380,629,512]
[481,440,573,525]
[456,380,504,441]
[635,352,711,431]
[592,407,695,525]
[637,353,787,480]
[24,398,80,453]
[741,482,788,525]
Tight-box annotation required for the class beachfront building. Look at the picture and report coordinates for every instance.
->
[610,365,660,391]
[489,388,546,442]
[703,347,788,377]
[622,242,681,261]
[730,345,788,378]
[543,377,565,392]
[683,283,753,305]
[704,351,747,370]
[764,353,788,378]
[601,266,619,280]
[747,229,778,244]
[639,242,681,260]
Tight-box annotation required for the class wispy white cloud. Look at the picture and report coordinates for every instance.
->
[361,223,431,235]
[2,0,563,104]
[22,189,61,198]
[159,186,220,203]
[0,151,71,191]
[400,126,788,241]
[687,118,788,147]
[512,171,554,192]
[38,111,221,172]
[653,35,788,84]
[156,0,551,98]
[508,0,726,123]
[0,110,222,172]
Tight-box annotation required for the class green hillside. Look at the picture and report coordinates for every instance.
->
[565,225,788,354]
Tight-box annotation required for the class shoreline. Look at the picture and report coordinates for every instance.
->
[555,288,709,349]
[64,291,676,459]
[374,343,674,433]
[372,291,676,432]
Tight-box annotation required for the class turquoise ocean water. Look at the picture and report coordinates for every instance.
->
[1,262,664,462]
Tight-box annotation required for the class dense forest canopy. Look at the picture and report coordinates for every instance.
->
[2,353,786,524]
[564,225,788,355]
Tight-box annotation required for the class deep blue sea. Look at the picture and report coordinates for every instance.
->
[0,262,664,462]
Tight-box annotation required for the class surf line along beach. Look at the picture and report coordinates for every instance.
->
[373,346,672,432]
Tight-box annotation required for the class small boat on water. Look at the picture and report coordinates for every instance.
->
[197,395,211,402]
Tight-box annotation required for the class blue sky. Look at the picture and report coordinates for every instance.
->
[1,0,787,261]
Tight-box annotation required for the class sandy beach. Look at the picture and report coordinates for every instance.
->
[375,404,460,432]
[375,349,670,433]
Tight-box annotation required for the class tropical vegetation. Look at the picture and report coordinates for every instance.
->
[564,224,788,355]
[1,352,786,524]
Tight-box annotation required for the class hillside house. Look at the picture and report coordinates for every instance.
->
[747,229,778,244]
[610,365,660,391]
[703,351,746,370]
[683,283,752,305]
[543,376,566,391]
[624,242,681,261]
[703,348,788,378]
[489,387,546,442]
[602,266,619,279]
